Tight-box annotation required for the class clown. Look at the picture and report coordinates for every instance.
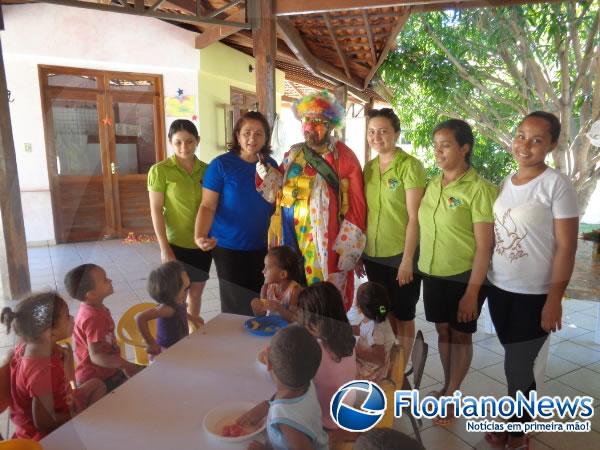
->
[256,91,366,309]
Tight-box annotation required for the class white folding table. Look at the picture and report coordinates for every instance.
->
[41,313,274,450]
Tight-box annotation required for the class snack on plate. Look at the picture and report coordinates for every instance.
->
[244,316,288,336]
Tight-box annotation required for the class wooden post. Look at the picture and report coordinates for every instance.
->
[364,97,374,164]
[0,30,31,301]
[250,0,276,127]
[334,84,347,142]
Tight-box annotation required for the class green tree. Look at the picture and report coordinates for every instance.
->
[381,1,599,209]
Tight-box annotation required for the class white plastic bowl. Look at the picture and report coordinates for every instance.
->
[203,401,266,443]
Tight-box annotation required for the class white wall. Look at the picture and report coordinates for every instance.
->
[2,4,201,244]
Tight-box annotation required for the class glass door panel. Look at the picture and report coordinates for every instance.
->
[111,96,157,174]
[51,98,102,176]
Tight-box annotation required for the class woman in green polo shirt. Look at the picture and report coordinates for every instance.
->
[418,119,496,425]
[357,108,425,357]
[148,119,211,328]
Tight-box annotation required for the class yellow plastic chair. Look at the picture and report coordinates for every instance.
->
[0,351,13,417]
[330,347,406,450]
[116,303,157,366]
[0,352,13,441]
[388,344,406,386]
[0,440,43,449]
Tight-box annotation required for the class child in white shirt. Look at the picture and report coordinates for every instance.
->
[354,282,396,381]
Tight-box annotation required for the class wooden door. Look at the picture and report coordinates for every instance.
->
[105,74,165,236]
[40,70,111,242]
[40,66,165,243]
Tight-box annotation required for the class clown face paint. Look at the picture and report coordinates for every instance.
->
[302,115,331,149]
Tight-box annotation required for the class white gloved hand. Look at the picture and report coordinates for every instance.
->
[256,162,269,180]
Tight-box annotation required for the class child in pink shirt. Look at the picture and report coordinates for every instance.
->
[296,282,357,430]
[251,246,302,322]
[1,292,105,440]
[64,264,143,392]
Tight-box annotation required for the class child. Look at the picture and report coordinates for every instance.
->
[64,264,143,392]
[353,428,424,450]
[297,281,357,430]
[238,325,329,450]
[1,292,106,440]
[354,282,396,381]
[136,261,202,357]
[250,246,302,322]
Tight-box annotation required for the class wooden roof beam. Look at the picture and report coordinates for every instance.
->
[250,0,277,125]
[223,30,299,63]
[277,17,363,90]
[195,8,246,48]
[276,0,416,16]
[409,0,563,13]
[0,25,31,299]
[150,0,167,11]
[208,0,245,18]
[37,0,249,27]
[362,12,378,66]
[276,0,562,16]
[323,13,352,79]
[289,81,305,97]
[363,7,410,89]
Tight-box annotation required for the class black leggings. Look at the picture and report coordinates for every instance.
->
[212,246,267,316]
[487,284,548,435]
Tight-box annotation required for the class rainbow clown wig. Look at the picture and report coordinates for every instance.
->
[292,91,345,129]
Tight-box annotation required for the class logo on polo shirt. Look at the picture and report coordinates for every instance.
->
[387,178,399,191]
[448,196,463,208]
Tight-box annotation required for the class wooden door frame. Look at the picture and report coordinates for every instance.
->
[38,64,166,243]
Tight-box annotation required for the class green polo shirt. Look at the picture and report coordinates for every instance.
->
[147,155,207,249]
[364,148,426,257]
[417,168,497,277]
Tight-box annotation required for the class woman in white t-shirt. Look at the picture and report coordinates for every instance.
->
[486,111,579,450]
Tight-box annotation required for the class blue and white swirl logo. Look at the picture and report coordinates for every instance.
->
[330,380,387,432]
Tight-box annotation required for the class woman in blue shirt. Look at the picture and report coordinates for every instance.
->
[195,111,277,315]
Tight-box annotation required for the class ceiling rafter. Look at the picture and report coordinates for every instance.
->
[208,0,244,18]
[289,81,305,97]
[277,16,363,90]
[36,0,250,27]
[362,11,378,65]
[195,7,246,48]
[363,7,410,89]
[150,0,167,11]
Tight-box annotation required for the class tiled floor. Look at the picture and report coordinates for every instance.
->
[1,240,598,448]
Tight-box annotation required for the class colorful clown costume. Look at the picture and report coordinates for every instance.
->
[257,140,366,310]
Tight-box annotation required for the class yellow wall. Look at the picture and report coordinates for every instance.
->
[198,42,285,162]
